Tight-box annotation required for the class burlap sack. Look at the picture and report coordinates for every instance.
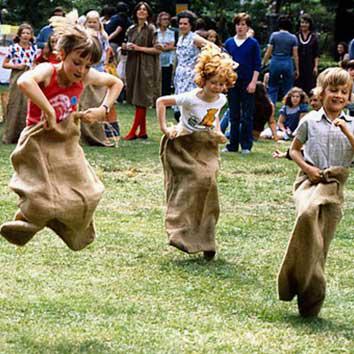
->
[277,167,349,317]
[160,131,223,254]
[2,69,28,144]
[0,113,104,250]
[79,84,112,147]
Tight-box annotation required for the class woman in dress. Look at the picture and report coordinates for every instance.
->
[2,23,37,144]
[295,13,319,94]
[173,10,209,121]
[123,1,161,140]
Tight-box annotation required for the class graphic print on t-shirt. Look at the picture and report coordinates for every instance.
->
[187,108,218,130]
[201,108,218,127]
[49,94,73,122]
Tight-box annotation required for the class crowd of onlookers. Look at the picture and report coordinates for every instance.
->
[1,2,354,151]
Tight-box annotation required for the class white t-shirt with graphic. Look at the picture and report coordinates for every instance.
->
[175,89,227,133]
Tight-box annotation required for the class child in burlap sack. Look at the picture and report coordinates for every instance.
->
[0,25,123,250]
[157,45,237,260]
[277,67,354,317]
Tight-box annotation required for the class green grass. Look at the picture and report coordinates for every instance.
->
[0,103,353,353]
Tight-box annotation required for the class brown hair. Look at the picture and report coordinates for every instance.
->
[233,12,251,27]
[283,87,308,107]
[13,23,34,44]
[133,2,153,23]
[57,25,102,65]
[207,29,222,47]
[194,45,237,89]
[156,11,171,26]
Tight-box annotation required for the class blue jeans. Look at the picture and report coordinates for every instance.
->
[220,108,230,134]
[268,57,294,104]
[226,80,255,152]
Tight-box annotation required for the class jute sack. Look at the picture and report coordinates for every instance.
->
[277,167,349,317]
[79,84,113,147]
[2,69,28,144]
[160,131,224,254]
[0,113,104,250]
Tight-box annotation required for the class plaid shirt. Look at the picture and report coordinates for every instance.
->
[295,108,354,169]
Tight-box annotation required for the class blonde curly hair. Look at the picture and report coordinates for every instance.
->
[194,45,238,88]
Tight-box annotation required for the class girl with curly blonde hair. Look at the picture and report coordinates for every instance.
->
[157,45,237,261]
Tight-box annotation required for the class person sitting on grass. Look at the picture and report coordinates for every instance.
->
[261,86,308,140]
[277,67,354,317]
[157,45,237,261]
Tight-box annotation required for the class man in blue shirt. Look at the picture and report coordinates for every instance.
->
[223,12,261,154]
[36,7,65,49]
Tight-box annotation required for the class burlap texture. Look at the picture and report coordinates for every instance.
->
[79,84,112,147]
[1,113,104,250]
[2,69,28,144]
[160,131,222,254]
[277,167,349,317]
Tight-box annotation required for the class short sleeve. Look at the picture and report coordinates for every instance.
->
[279,105,286,116]
[269,33,275,45]
[299,103,309,113]
[6,45,14,59]
[175,92,192,107]
[295,119,308,144]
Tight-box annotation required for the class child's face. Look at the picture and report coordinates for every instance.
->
[86,18,100,31]
[348,67,354,80]
[207,33,217,43]
[62,50,92,83]
[337,44,345,54]
[235,20,249,37]
[290,92,301,107]
[50,34,59,49]
[309,95,322,111]
[321,84,350,115]
[204,75,227,96]
[20,29,32,43]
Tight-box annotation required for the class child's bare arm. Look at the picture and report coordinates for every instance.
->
[156,96,177,139]
[17,63,56,129]
[269,103,279,141]
[290,137,321,183]
[278,114,286,132]
[83,68,123,123]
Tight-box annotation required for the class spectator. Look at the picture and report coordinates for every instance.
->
[262,15,299,104]
[346,59,354,117]
[104,2,131,54]
[295,13,319,94]
[173,10,209,121]
[2,23,37,144]
[261,87,308,140]
[207,29,222,48]
[349,38,354,60]
[123,1,161,140]
[223,12,261,154]
[35,33,60,64]
[36,6,65,49]
[336,41,349,65]
[156,12,175,96]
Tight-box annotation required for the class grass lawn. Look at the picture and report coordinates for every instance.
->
[0,103,353,353]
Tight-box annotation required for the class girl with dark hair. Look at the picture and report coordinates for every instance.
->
[2,23,37,144]
[336,41,349,65]
[262,15,299,104]
[295,13,319,94]
[253,81,278,141]
[123,1,161,140]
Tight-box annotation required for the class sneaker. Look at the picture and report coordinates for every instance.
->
[221,147,236,153]
[241,149,251,154]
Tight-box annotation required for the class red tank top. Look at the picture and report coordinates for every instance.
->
[27,65,84,126]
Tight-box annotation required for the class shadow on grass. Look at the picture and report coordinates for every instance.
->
[284,313,354,338]
[159,254,255,285]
